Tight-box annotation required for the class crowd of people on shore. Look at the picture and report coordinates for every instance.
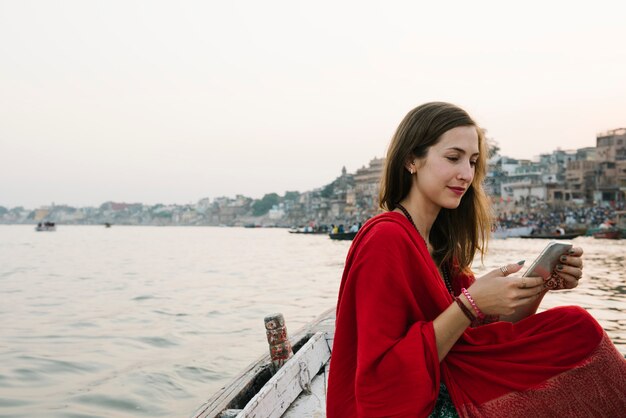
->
[295,203,623,236]
[495,203,623,232]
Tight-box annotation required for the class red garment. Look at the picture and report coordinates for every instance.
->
[327,212,626,417]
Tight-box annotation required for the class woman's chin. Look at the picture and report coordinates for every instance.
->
[441,199,462,210]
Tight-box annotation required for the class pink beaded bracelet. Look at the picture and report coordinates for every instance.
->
[461,288,485,320]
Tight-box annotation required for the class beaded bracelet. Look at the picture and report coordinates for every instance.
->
[454,297,476,323]
[461,288,485,320]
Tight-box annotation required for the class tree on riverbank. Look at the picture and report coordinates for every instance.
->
[252,193,280,216]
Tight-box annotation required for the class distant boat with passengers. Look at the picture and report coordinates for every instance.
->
[35,222,56,231]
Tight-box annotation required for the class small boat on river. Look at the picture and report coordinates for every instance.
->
[329,231,357,241]
[35,222,56,231]
[192,308,335,418]
[592,229,621,239]
[520,232,582,240]
[288,227,327,235]
[592,212,625,239]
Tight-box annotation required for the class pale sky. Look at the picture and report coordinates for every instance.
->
[1,0,625,209]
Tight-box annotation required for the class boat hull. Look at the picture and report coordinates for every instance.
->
[520,233,581,239]
[592,230,621,239]
[35,226,56,231]
[329,232,357,241]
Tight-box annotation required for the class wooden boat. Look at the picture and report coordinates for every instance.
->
[520,232,581,240]
[591,211,625,239]
[192,308,335,418]
[35,222,56,231]
[288,228,327,235]
[592,229,621,239]
[329,231,357,241]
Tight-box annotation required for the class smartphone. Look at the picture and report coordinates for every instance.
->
[522,241,573,279]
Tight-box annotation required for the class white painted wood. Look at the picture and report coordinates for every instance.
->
[235,332,331,418]
[283,358,330,417]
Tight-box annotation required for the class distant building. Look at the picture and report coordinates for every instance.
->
[354,157,384,219]
[486,156,521,197]
[595,128,626,205]
[326,166,355,221]
[500,160,546,205]
[34,209,50,221]
[269,203,285,220]
[552,146,597,205]
[565,159,597,204]
[539,149,578,205]
[196,197,211,212]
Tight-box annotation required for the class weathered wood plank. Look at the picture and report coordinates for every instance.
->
[283,354,331,417]
[234,332,331,418]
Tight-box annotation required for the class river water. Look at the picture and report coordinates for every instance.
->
[0,225,624,417]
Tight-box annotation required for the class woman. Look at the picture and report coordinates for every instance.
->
[326,102,626,417]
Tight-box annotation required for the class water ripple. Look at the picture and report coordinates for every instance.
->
[137,337,178,348]
[73,394,164,416]
[0,397,31,407]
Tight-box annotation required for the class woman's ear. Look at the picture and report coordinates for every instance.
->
[404,159,416,175]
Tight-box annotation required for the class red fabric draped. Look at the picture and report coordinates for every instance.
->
[326,212,626,418]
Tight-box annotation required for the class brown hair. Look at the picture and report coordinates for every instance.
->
[378,102,492,272]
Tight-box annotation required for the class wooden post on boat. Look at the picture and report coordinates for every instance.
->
[264,313,293,373]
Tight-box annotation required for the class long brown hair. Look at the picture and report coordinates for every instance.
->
[378,102,492,272]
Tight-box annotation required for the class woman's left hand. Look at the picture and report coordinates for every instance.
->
[545,246,584,290]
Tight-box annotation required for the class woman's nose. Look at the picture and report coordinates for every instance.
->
[458,161,474,181]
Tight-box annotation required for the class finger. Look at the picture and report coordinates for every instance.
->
[557,275,579,289]
[558,254,583,269]
[554,270,581,289]
[566,246,583,257]
[555,264,582,280]
[496,262,525,277]
[563,276,580,289]
[512,275,543,289]
[554,264,582,289]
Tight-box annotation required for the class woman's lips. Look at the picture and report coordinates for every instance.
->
[448,187,465,196]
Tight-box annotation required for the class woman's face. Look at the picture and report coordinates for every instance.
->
[412,125,479,211]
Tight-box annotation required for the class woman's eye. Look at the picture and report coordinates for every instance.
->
[470,160,477,167]
[446,157,459,162]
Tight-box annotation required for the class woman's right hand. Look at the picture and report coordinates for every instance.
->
[467,263,544,316]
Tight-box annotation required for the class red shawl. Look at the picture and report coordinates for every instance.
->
[327,212,626,417]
